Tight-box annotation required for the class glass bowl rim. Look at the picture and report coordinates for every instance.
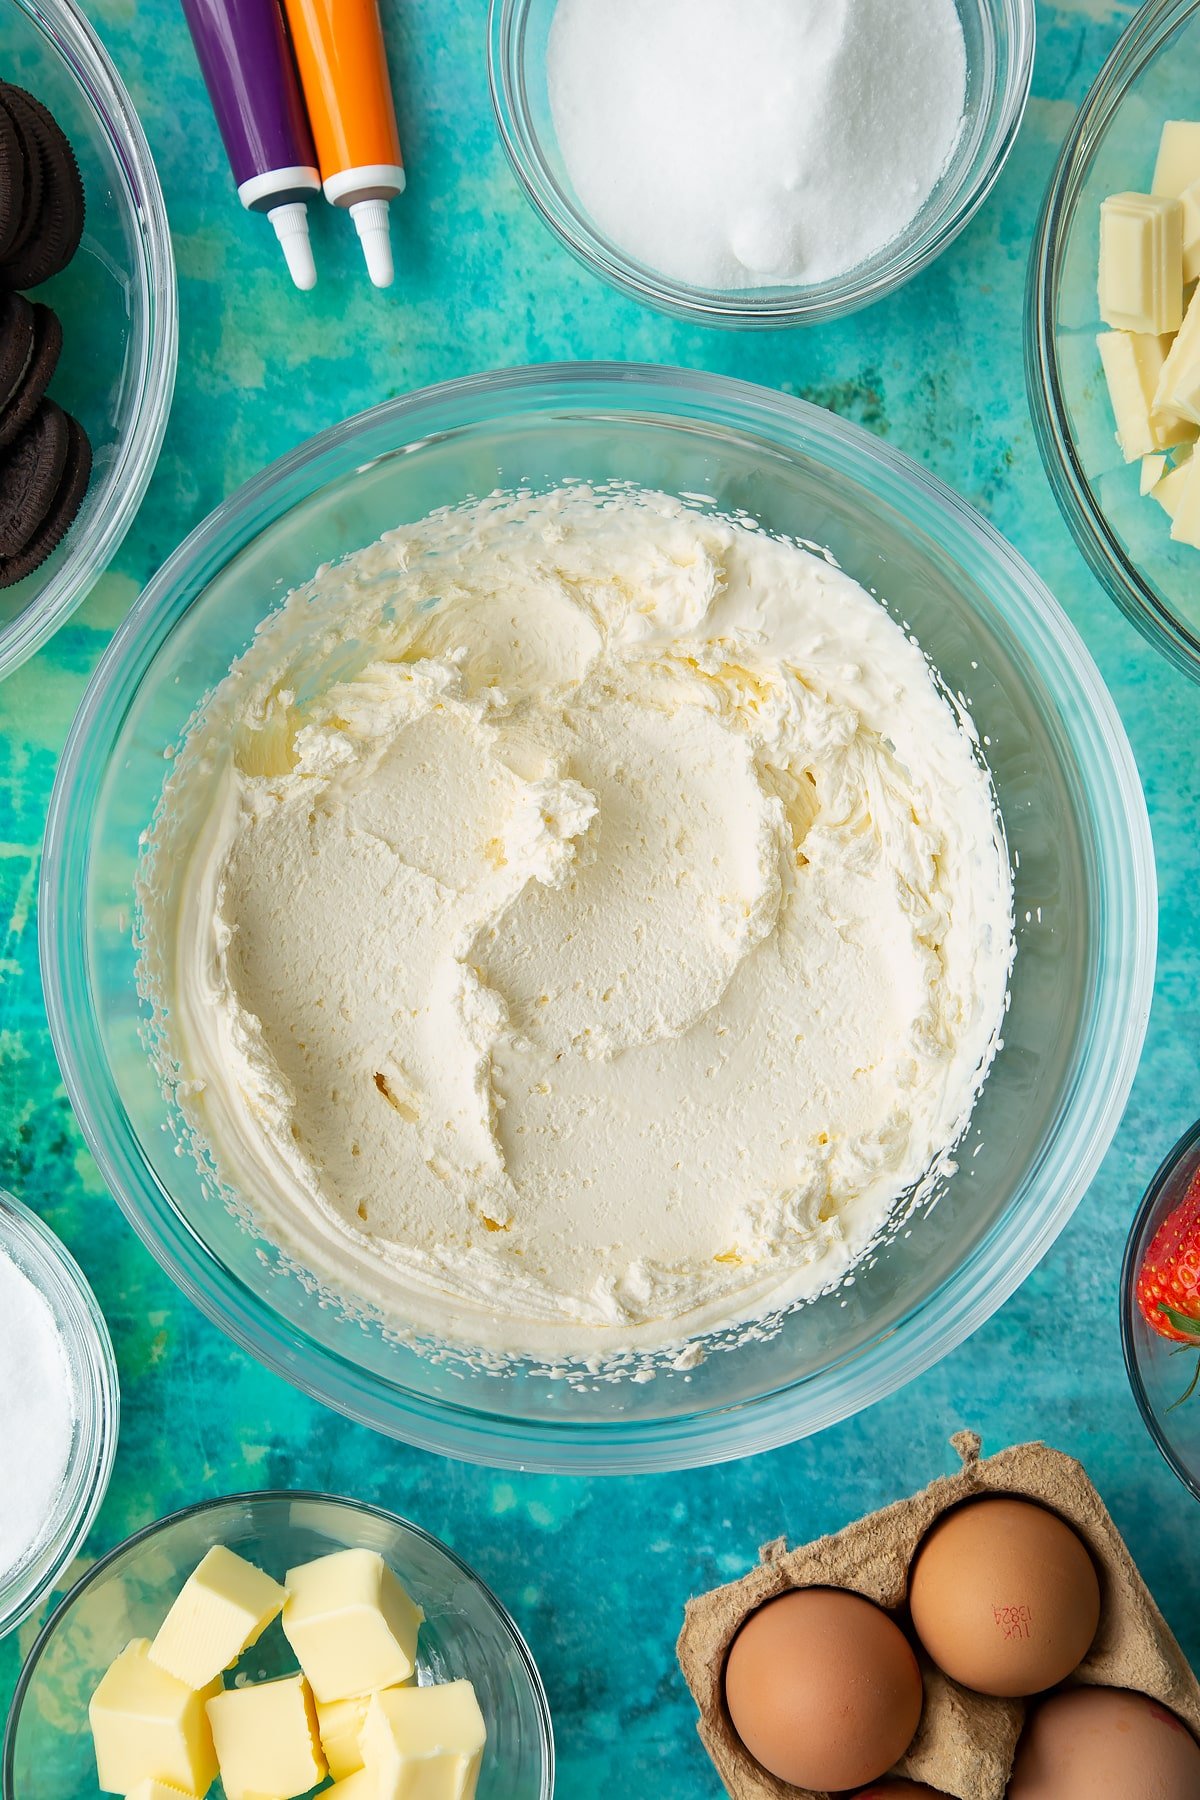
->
[0,0,179,681]
[1120,1114,1200,1504]
[1025,0,1200,683]
[485,0,1037,327]
[0,1189,120,1640]
[1,1486,555,1800]
[39,360,1157,1474]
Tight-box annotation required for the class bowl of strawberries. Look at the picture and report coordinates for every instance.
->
[1123,1117,1200,1501]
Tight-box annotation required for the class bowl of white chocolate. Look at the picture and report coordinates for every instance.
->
[1028,0,1200,680]
[1,1491,553,1800]
[40,364,1154,1473]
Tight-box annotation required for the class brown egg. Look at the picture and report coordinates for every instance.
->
[723,1587,923,1791]
[907,1496,1100,1696]
[1008,1686,1200,1798]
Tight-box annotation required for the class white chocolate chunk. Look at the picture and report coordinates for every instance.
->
[1169,454,1200,546]
[1151,458,1195,520]
[1182,181,1200,284]
[1153,121,1200,201]
[361,1683,487,1800]
[88,1639,219,1798]
[149,1545,286,1690]
[1155,285,1200,426]
[1103,141,1200,550]
[1155,120,1200,280]
[206,1672,325,1800]
[1099,193,1184,334]
[1097,330,1193,459]
[282,1549,423,1704]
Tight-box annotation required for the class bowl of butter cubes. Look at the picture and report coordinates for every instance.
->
[1028,0,1200,680]
[1,1490,554,1800]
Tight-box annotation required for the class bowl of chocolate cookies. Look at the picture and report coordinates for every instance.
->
[0,0,176,678]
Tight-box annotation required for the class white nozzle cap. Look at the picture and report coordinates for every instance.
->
[350,197,395,288]
[268,202,317,291]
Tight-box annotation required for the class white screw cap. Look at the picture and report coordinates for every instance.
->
[269,202,317,291]
[351,198,395,288]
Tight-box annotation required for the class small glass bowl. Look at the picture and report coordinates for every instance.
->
[487,0,1034,327]
[1121,1119,1200,1504]
[2,1491,555,1800]
[0,0,177,679]
[1027,0,1200,682]
[0,1191,119,1639]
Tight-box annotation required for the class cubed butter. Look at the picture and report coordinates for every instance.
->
[88,1639,219,1798]
[317,1692,373,1780]
[1099,192,1184,335]
[361,1682,486,1800]
[328,1771,378,1799]
[1152,120,1200,201]
[205,1672,326,1800]
[1155,285,1200,426]
[318,1682,417,1779]
[1169,454,1200,547]
[124,1783,194,1800]
[1096,330,1192,459]
[1141,453,1168,494]
[149,1546,287,1690]
[282,1549,423,1703]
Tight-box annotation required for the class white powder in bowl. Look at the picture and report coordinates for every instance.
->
[0,1249,75,1586]
[546,0,968,290]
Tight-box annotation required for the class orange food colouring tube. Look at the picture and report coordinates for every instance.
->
[281,0,405,287]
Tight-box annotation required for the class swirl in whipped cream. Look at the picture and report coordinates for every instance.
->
[138,486,1013,1361]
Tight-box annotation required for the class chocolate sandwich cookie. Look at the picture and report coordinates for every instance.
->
[0,84,84,289]
[0,411,90,587]
[0,97,23,261]
[0,86,44,263]
[0,303,61,449]
[0,291,35,411]
[0,398,69,559]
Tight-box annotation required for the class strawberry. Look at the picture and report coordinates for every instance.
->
[1136,1166,1200,1406]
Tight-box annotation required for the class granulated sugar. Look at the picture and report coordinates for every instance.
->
[0,1248,74,1585]
[547,0,968,290]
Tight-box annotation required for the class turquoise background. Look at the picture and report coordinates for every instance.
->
[2,1,1199,1792]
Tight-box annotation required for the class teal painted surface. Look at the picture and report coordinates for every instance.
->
[1,1,1198,1792]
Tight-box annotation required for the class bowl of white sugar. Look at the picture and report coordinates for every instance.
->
[489,0,1035,325]
[0,1192,118,1638]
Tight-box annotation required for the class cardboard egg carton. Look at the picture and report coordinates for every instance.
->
[677,1433,1200,1800]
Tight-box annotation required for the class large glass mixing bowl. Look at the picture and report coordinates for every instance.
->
[40,365,1156,1474]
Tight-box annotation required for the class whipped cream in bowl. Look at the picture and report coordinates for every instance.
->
[42,368,1153,1469]
[139,485,1014,1368]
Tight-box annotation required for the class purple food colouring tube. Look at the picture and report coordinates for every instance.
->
[182,0,320,290]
